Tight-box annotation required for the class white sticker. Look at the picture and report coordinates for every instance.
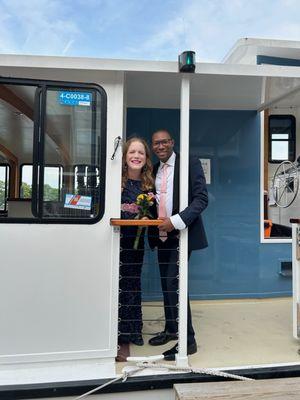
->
[64,194,92,210]
[200,158,211,184]
[78,100,91,106]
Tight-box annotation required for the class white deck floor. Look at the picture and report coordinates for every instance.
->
[117,297,300,372]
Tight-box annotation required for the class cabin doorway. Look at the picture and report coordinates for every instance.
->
[118,102,298,368]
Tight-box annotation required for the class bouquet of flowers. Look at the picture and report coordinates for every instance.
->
[133,192,155,250]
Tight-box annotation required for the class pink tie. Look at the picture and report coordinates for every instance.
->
[158,163,168,242]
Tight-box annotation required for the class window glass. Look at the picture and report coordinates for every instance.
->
[20,164,33,198]
[74,165,100,193]
[0,81,106,223]
[272,134,289,140]
[269,115,296,163]
[44,166,62,201]
[271,141,289,161]
[42,89,104,220]
[0,83,36,219]
[21,164,62,201]
[0,165,9,211]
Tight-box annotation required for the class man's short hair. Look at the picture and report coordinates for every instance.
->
[152,129,173,139]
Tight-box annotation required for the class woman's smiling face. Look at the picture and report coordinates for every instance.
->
[126,140,146,172]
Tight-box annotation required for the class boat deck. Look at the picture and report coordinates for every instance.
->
[174,377,300,400]
[117,297,300,373]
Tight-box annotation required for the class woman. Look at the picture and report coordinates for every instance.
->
[118,137,154,349]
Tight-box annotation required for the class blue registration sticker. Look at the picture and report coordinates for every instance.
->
[58,91,92,106]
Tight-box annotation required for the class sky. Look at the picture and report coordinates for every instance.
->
[0,0,300,62]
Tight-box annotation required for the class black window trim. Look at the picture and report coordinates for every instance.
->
[0,77,107,225]
[268,114,296,164]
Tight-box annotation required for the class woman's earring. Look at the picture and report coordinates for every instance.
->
[142,165,147,172]
[124,164,128,170]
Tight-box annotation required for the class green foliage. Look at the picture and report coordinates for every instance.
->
[21,182,32,198]
[0,180,5,209]
[21,182,58,201]
[0,181,59,208]
[43,184,59,201]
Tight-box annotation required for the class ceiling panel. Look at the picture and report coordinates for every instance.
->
[126,71,264,110]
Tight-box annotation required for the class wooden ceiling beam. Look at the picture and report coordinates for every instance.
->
[0,85,34,120]
[0,85,70,164]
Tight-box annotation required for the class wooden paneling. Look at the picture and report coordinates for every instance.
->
[110,218,162,226]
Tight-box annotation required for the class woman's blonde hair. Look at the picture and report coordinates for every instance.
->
[122,137,154,191]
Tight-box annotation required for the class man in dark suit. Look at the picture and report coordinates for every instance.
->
[148,129,208,361]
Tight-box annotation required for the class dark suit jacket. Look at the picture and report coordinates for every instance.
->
[149,153,208,251]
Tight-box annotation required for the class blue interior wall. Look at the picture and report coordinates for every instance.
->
[127,108,292,299]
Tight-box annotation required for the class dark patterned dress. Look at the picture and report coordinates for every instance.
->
[118,179,145,344]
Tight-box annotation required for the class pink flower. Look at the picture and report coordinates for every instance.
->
[121,203,140,214]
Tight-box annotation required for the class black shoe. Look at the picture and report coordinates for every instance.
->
[130,334,144,346]
[148,331,177,346]
[163,341,197,361]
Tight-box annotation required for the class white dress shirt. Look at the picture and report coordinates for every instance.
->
[155,152,186,230]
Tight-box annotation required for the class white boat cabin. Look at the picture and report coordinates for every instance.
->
[1,38,300,397]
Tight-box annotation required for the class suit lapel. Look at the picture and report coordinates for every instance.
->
[153,162,159,178]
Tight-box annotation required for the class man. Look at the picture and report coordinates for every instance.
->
[148,129,208,361]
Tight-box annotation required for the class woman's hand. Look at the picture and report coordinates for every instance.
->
[141,216,149,227]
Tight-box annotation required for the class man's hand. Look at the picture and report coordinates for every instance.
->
[158,217,175,232]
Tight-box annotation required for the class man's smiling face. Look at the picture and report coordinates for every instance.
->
[152,130,174,162]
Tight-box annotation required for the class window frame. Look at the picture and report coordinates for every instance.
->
[0,77,107,224]
[268,114,296,163]
[19,163,64,201]
[73,164,100,191]
[0,163,10,212]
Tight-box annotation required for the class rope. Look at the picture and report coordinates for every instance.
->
[135,361,254,381]
[73,366,143,399]
[74,376,122,399]
[74,359,253,398]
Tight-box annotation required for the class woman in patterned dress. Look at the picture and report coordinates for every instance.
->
[118,137,154,349]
